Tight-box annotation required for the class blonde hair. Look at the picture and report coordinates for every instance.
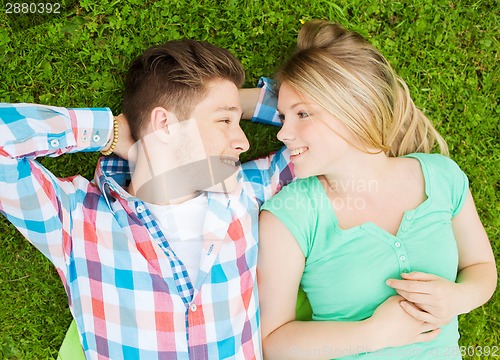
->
[277,20,448,157]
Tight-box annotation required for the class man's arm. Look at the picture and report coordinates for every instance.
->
[241,77,282,126]
[0,103,113,268]
[239,78,294,203]
[240,88,261,120]
[0,104,112,158]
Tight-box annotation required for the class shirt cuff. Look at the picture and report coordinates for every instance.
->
[251,77,281,127]
[69,108,113,152]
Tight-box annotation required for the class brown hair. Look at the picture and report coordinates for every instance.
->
[277,20,448,157]
[123,39,245,140]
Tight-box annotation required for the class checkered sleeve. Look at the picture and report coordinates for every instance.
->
[0,103,112,158]
[0,104,112,270]
[251,77,282,126]
[241,146,294,206]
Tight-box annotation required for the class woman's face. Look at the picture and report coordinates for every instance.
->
[277,82,359,178]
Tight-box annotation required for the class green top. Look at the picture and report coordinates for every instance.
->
[262,153,469,359]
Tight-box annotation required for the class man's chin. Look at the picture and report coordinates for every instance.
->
[203,174,239,193]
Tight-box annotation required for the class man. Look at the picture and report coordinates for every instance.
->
[0,39,290,359]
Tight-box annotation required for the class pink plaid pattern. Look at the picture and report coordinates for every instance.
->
[0,103,292,359]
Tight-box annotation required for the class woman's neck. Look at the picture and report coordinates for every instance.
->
[321,152,391,196]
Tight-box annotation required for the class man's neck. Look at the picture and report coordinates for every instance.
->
[127,163,204,205]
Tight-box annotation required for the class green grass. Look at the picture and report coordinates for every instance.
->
[0,0,498,358]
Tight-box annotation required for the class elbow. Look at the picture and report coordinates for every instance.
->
[261,327,289,360]
[261,338,284,360]
[487,261,498,300]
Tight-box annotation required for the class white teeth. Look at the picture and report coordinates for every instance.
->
[221,159,236,166]
[290,147,308,156]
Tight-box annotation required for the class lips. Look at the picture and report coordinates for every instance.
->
[289,147,309,157]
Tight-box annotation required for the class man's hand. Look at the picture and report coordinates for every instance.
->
[112,114,135,160]
[386,272,458,327]
[369,295,441,349]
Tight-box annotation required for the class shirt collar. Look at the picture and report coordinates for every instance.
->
[94,155,244,208]
[94,156,135,206]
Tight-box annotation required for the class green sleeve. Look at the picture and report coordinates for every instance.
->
[260,179,315,257]
[447,157,470,217]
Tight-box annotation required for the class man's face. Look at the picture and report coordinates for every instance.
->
[190,78,250,193]
[131,78,250,203]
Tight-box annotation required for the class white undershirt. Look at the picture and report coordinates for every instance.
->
[146,193,208,284]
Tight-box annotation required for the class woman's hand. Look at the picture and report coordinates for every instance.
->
[386,272,458,327]
[369,295,441,349]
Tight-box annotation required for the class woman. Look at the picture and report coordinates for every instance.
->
[258,20,496,359]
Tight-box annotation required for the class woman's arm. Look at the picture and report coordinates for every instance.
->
[387,190,497,325]
[258,210,440,360]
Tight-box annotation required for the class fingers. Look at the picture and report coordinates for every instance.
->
[399,301,436,323]
[400,301,452,328]
[393,288,433,305]
[401,272,439,281]
[386,279,432,295]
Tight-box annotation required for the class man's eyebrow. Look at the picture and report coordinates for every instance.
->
[215,106,241,112]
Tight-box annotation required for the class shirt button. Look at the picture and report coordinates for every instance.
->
[93,134,101,142]
[399,255,407,262]
[401,227,408,232]
[394,241,401,248]
[405,214,412,221]
[190,304,197,312]
[207,244,214,256]
[136,205,145,213]
[50,139,60,147]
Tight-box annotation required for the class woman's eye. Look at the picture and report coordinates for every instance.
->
[298,111,310,119]
[278,113,285,123]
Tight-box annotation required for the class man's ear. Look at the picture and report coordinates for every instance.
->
[150,107,179,142]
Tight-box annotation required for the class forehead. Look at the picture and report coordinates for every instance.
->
[194,79,241,113]
[277,82,316,111]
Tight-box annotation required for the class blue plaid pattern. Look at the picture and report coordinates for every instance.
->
[136,201,195,305]
[252,77,282,126]
[0,97,291,360]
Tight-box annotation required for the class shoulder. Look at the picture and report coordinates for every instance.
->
[263,177,318,207]
[405,152,465,180]
[405,153,469,212]
[260,177,323,257]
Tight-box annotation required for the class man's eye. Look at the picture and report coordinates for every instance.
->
[220,119,231,124]
[298,111,310,119]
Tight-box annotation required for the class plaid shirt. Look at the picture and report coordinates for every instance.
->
[0,82,288,360]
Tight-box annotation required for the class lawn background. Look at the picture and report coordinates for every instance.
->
[0,0,498,358]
